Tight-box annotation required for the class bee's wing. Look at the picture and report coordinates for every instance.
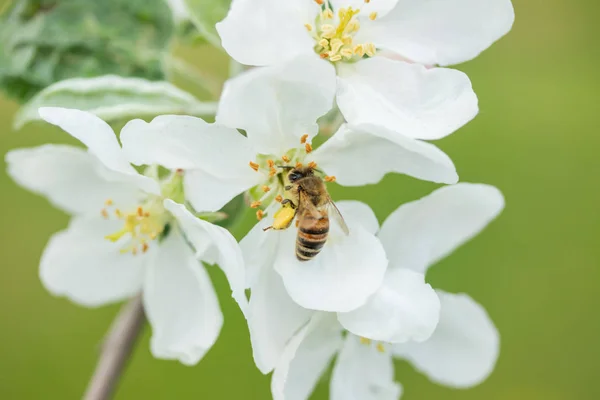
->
[326,197,350,236]
[298,190,323,220]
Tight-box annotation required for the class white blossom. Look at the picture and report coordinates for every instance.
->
[269,183,505,399]
[217,0,514,139]
[5,107,247,366]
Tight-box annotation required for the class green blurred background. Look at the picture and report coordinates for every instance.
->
[1,0,599,399]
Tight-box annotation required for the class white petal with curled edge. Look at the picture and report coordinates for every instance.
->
[336,58,478,140]
[144,230,223,366]
[6,145,143,215]
[217,55,336,154]
[312,124,458,186]
[272,313,344,400]
[331,335,402,400]
[216,0,317,66]
[337,268,440,343]
[378,183,505,274]
[362,0,515,66]
[38,107,134,174]
[330,0,399,17]
[40,216,146,307]
[183,168,260,213]
[393,291,500,388]
[274,217,387,313]
[335,200,379,235]
[247,257,313,374]
[164,200,248,317]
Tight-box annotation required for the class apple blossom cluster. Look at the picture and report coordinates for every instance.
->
[4,0,513,399]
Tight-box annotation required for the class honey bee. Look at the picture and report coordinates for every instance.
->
[264,166,349,261]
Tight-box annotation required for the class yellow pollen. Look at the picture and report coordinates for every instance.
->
[369,12,377,20]
[360,337,372,345]
[330,38,344,54]
[250,201,262,208]
[137,207,143,217]
[275,195,283,203]
[105,199,113,206]
[318,38,329,48]
[101,209,109,219]
[325,175,336,182]
[256,210,264,220]
[281,155,290,163]
[305,143,313,153]
[308,161,317,169]
[340,48,354,59]
[320,52,330,59]
[296,162,303,168]
[269,167,277,177]
[329,54,342,62]
[354,44,365,57]
[267,159,275,168]
[376,343,385,353]
[142,242,149,253]
[249,161,259,171]
[365,0,370,3]
[320,24,336,39]
[262,185,271,193]
[304,23,313,31]
[365,43,376,57]
[300,134,309,144]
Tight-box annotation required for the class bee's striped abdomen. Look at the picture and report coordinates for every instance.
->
[296,215,329,261]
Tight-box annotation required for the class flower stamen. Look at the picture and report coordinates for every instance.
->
[249,161,260,171]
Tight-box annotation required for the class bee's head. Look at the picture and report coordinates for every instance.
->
[287,166,315,183]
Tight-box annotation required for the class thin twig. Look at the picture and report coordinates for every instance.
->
[83,295,146,400]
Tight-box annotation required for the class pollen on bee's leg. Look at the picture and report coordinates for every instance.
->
[281,155,290,163]
[300,134,309,144]
[325,175,336,182]
[275,195,283,203]
[249,161,259,171]
[256,209,264,220]
[305,143,313,153]
[262,185,271,193]
[308,161,317,169]
[250,201,262,208]
[101,209,109,219]
[376,343,385,353]
[359,337,372,345]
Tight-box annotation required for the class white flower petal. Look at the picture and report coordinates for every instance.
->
[393,291,499,388]
[331,0,399,16]
[165,200,248,317]
[144,230,223,366]
[336,200,379,235]
[331,335,402,400]
[240,216,281,289]
[217,0,316,66]
[337,268,440,343]
[183,167,260,213]
[38,107,133,174]
[336,58,478,140]
[6,145,143,215]
[378,183,505,274]
[247,260,313,374]
[272,313,344,400]
[274,218,387,313]
[40,216,146,307]
[366,0,515,66]
[312,124,458,186]
[217,56,336,154]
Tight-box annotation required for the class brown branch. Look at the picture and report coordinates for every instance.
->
[83,295,146,400]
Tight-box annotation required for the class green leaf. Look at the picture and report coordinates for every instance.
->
[14,75,218,129]
[183,0,231,48]
[0,0,174,102]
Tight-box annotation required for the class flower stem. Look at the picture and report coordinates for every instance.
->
[83,295,145,400]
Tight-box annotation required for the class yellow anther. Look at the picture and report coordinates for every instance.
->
[347,19,360,33]
[340,48,354,59]
[101,209,109,219]
[250,201,262,208]
[365,0,371,3]
[249,161,259,171]
[321,24,336,39]
[282,155,290,163]
[314,0,324,4]
[144,212,151,217]
[269,167,277,177]
[275,195,283,203]
[308,161,317,169]
[365,43,376,57]
[296,162,303,168]
[325,175,336,182]
[256,210,264,220]
[330,38,344,54]
[354,44,365,57]
[342,35,353,45]
[305,143,313,153]
[369,12,377,20]
[329,54,342,62]
[262,185,271,193]
[359,337,372,345]
[105,199,113,206]
[115,209,122,217]
[137,207,144,217]
[300,134,309,144]
[267,159,275,168]
[142,242,149,253]
[304,23,313,31]
[376,343,385,353]
[320,52,330,59]
[318,38,330,48]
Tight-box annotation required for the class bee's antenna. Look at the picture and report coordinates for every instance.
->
[278,166,295,170]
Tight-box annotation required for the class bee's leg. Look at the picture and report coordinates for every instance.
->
[284,185,293,191]
[281,199,297,209]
